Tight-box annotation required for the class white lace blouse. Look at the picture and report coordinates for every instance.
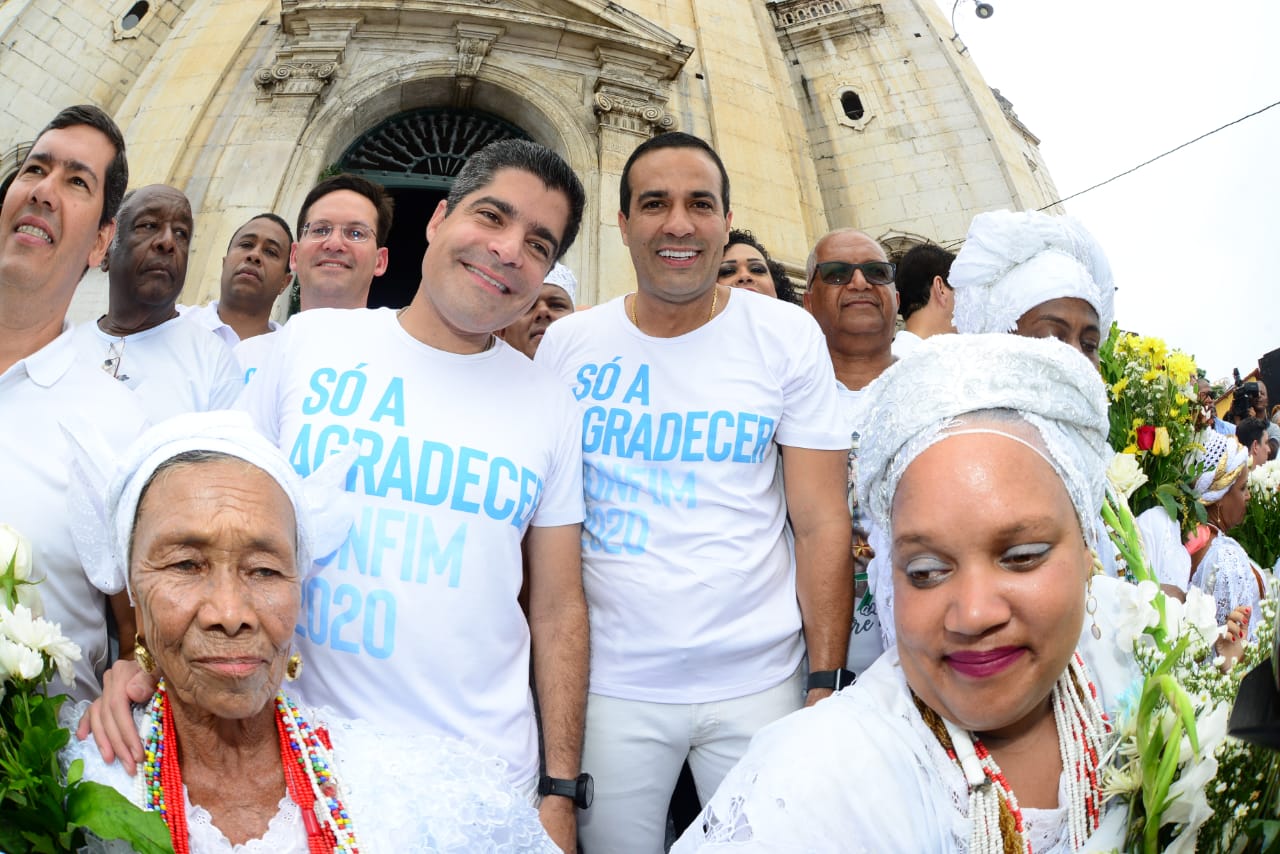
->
[671,576,1141,853]
[1190,530,1267,639]
[61,701,560,853]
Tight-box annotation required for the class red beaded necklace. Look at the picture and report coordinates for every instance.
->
[146,684,349,854]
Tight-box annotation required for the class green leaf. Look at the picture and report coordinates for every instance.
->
[66,781,175,854]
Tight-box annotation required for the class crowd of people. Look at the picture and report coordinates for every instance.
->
[1,103,1274,852]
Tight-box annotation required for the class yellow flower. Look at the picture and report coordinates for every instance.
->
[1166,351,1197,386]
[1111,377,1130,395]
[1123,444,1138,455]
[1143,369,1161,383]
[1152,426,1171,456]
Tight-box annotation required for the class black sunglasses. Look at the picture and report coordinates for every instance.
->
[809,260,896,287]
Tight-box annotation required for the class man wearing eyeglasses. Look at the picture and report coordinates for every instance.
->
[233,175,394,383]
[802,229,898,683]
[0,105,147,700]
[291,174,392,311]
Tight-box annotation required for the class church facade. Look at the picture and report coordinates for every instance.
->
[0,0,1060,308]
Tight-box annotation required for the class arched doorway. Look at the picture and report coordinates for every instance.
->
[337,108,532,309]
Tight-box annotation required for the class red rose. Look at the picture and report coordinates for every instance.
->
[1135,424,1155,451]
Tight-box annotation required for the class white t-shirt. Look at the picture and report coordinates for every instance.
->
[72,314,242,421]
[837,384,886,675]
[234,326,280,385]
[239,308,584,784]
[536,290,847,703]
[180,299,281,347]
[0,325,147,699]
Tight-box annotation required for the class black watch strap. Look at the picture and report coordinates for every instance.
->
[806,668,857,692]
[538,772,594,809]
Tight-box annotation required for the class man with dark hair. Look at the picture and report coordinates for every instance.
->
[183,213,293,345]
[72,184,241,421]
[892,241,956,357]
[1237,417,1271,468]
[0,105,146,699]
[291,173,394,311]
[537,132,851,852]
[235,138,590,850]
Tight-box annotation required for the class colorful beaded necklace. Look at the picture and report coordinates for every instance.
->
[139,681,360,854]
[914,652,1112,854]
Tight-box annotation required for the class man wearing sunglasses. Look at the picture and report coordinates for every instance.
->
[802,229,899,680]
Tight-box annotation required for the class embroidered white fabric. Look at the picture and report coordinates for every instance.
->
[949,209,1115,336]
[60,701,559,853]
[856,334,1111,548]
[1190,429,1249,504]
[1190,532,1266,638]
[670,577,1139,853]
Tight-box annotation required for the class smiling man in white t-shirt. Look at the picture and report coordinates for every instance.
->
[537,132,852,853]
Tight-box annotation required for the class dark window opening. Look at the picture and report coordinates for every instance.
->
[841,91,865,121]
[121,2,149,30]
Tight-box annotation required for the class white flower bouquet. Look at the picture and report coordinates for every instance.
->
[0,523,172,853]
[1102,497,1280,852]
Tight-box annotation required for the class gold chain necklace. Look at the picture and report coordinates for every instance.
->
[629,286,718,332]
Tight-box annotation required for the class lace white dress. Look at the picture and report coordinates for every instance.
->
[671,576,1140,853]
[1190,529,1268,640]
[61,702,560,854]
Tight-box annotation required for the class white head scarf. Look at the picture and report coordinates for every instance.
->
[950,210,1115,336]
[544,262,578,305]
[857,334,1111,547]
[66,411,355,598]
[1190,429,1250,505]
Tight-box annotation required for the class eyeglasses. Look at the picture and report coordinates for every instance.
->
[102,339,127,381]
[809,260,896,287]
[301,222,372,243]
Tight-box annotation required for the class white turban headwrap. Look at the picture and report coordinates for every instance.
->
[857,334,1111,546]
[1190,429,1249,505]
[65,410,356,598]
[950,210,1115,336]
[544,262,578,305]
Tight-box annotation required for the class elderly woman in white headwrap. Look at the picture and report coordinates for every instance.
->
[62,412,557,853]
[1188,429,1266,639]
[949,209,1114,368]
[672,334,1140,852]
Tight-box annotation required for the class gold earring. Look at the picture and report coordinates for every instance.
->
[134,635,155,674]
[286,652,303,682]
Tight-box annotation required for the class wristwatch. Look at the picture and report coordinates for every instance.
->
[538,772,594,809]
[806,668,857,692]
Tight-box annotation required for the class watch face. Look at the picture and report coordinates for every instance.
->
[578,772,594,809]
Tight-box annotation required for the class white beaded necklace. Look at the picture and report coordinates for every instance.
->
[930,653,1111,854]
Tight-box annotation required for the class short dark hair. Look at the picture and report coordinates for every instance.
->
[35,105,128,229]
[1237,417,1268,452]
[228,212,294,252]
[725,229,800,306]
[895,243,956,320]
[297,174,394,247]
[445,139,586,261]
[619,132,730,219]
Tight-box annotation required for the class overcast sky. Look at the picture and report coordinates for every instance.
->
[931,0,1280,381]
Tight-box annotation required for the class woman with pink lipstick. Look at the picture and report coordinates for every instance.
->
[62,412,557,853]
[717,229,801,306]
[674,334,1142,853]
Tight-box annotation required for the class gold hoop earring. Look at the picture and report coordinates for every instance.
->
[134,635,155,674]
[286,652,303,682]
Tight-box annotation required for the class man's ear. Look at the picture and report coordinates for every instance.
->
[91,220,116,271]
[931,275,949,305]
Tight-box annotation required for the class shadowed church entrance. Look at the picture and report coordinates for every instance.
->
[337,108,532,309]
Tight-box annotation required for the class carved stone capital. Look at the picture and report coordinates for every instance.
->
[593,89,676,135]
[254,61,338,99]
[593,48,677,137]
[456,23,503,79]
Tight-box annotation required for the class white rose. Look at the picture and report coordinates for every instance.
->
[1107,452,1149,500]
[0,523,32,582]
[1181,587,1219,642]
[0,636,44,681]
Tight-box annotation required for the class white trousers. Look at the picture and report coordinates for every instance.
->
[577,667,804,854]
